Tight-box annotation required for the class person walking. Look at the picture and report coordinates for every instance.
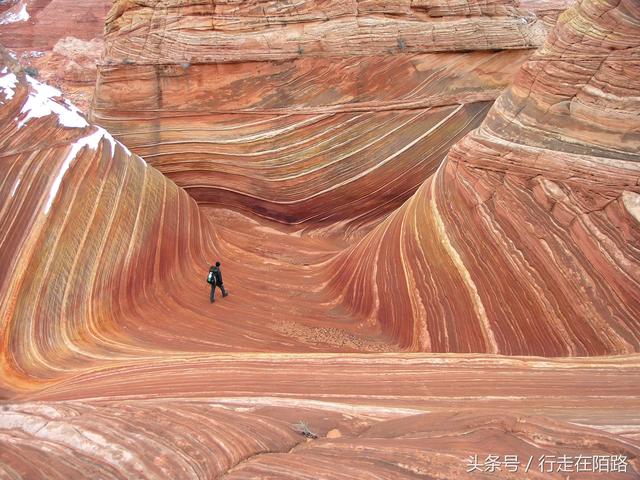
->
[207,261,228,303]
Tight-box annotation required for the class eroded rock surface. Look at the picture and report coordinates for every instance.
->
[330,0,640,354]
[91,0,571,227]
[1,0,640,479]
[2,355,640,478]
[0,0,111,112]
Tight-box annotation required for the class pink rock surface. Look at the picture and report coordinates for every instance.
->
[2,355,640,478]
[0,0,109,51]
[1,0,640,478]
[91,0,571,226]
[330,0,640,354]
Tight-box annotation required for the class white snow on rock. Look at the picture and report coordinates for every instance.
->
[18,75,89,129]
[44,129,108,214]
[0,68,18,102]
[94,126,117,157]
[93,124,145,167]
[622,191,640,224]
[44,126,146,214]
[0,4,29,25]
[11,178,21,198]
[3,73,148,213]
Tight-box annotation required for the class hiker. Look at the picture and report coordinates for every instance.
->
[207,261,228,303]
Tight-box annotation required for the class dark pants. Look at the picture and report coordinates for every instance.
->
[210,283,226,302]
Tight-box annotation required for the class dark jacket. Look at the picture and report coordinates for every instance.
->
[211,266,223,285]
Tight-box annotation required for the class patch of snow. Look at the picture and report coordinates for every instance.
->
[0,69,18,102]
[8,74,148,213]
[44,129,106,214]
[61,98,88,126]
[94,126,116,157]
[43,126,145,213]
[18,75,89,129]
[0,4,29,25]
[27,51,46,58]
[93,124,147,167]
[27,75,61,98]
[10,178,21,198]
[622,191,640,224]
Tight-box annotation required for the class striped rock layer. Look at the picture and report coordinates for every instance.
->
[90,0,571,226]
[329,0,640,354]
[1,355,640,479]
[1,0,640,478]
[0,61,217,393]
[1,59,395,396]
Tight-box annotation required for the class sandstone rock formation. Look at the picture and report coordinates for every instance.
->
[0,0,109,51]
[2,355,640,478]
[102,2,547,63]
[0,58,211,392]
[1,0,640,478]
[329,0,640,355]
[0,56,401,397]
[91,0,571,227]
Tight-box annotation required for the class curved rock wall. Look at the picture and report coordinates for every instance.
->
[328,0,640,355]
[0,62,220,393]
[1,2,640,477]
[91,0,569,226]
[0,59,396,395]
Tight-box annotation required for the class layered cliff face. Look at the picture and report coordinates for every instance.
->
[1,0,640,478]
[0,55,400,396]
[0,58,295,395]
[101,0,557,63]
[329,0,640,355]
[91,0,570,227]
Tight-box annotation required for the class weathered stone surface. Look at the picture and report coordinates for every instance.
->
[0,0,111,112]
[2,355,640,478]
[330,0,640,354]
[91,0,570,226]
[101,0,569,63]
[1,0,640,478]
[0,0,109,50]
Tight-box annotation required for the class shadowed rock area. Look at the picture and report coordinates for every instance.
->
[1,0,640,478]
[91,0,574,227]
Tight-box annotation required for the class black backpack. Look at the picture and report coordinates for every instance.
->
[207,269,216,285]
